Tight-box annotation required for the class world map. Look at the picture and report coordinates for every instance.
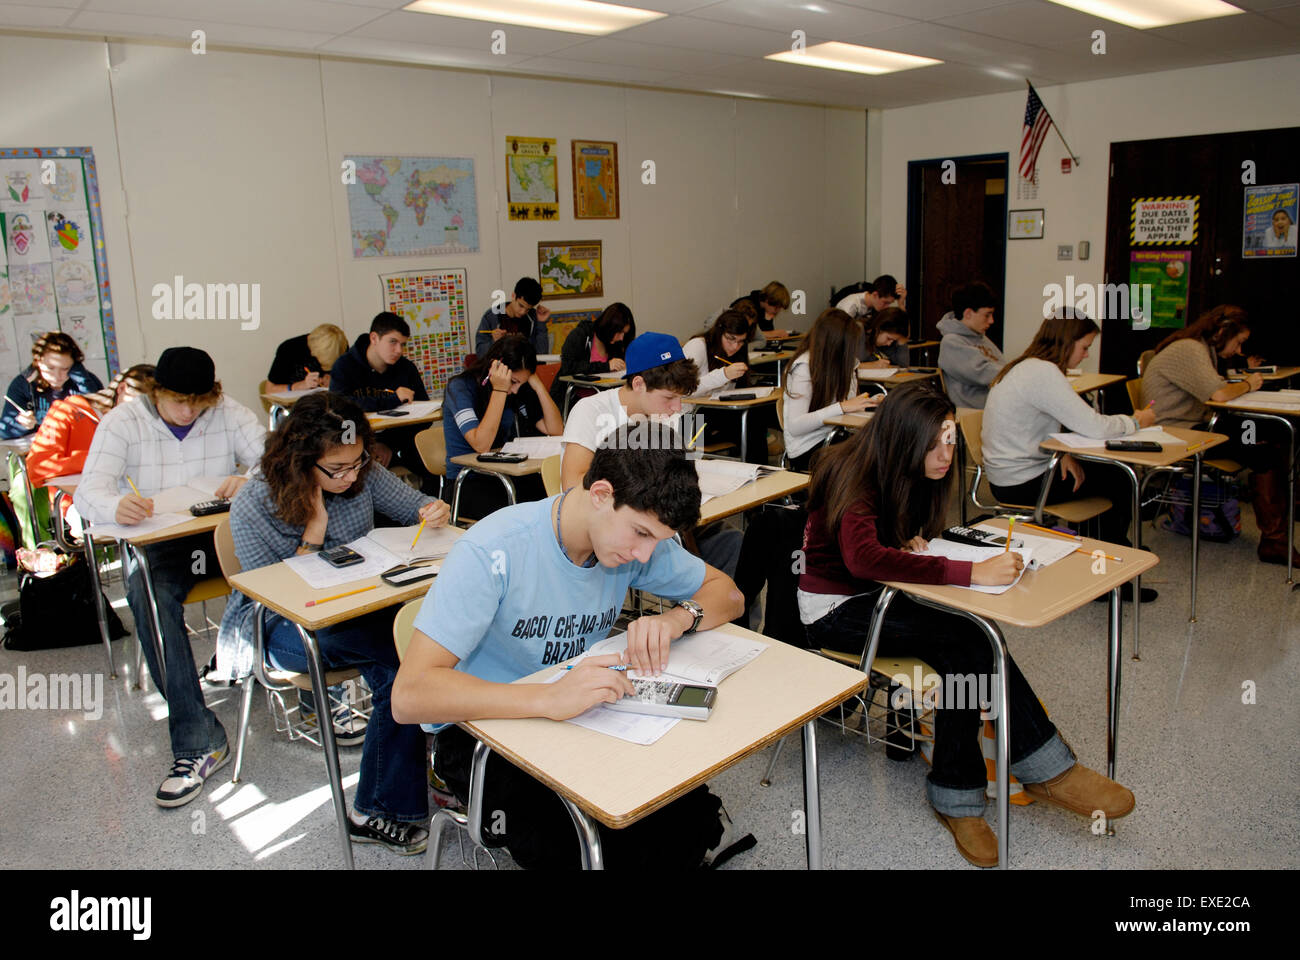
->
[347,155,479,258]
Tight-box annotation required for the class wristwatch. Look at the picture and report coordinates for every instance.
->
[299,540,323,552]
[675,599,704,634]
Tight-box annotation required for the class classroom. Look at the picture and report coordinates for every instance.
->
[0,0,1296,886]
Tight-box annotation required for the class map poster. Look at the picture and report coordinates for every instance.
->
[380,269,469,398]
[506,136,558,221]
[572,140,619,220]
[538,241,602,300]
[547,308,602,353]
[1130,196,1198,246]
[1242,183,1297,259]
[1129,250,1190,329]
[347,156,479,258]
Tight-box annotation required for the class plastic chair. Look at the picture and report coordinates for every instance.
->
[1126,378,1143,411]
[1136,350,1154,376]
[392,598,497,870]
[258,379,275,415]
[413,426,447,501]
[540,454,562,497]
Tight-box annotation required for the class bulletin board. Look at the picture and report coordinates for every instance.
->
[0,147,118,386]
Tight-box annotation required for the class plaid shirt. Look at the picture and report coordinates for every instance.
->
[73,396,266,523]
[213,467,433,680]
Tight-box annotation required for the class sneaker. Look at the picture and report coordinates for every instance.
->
[155,745,229,808]
[299,694,368,747]
[348,815,429,855]
[702,805,756,868]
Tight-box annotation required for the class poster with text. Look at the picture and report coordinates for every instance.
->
[1130,250,1190,329]
[1131,196,1198,246]
[1242,183,1297,258]
[572,140,619,219]
[506,136,558,221]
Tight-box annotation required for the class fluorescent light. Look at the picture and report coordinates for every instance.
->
[1043,0,1243,28]
[766,41,941,76]
[403,0,666,35]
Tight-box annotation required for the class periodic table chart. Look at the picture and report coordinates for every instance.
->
[379,268,469,399]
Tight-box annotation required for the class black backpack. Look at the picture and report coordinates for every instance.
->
[2,554,127,651]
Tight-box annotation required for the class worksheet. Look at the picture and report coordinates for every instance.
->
[916,540,1034,595]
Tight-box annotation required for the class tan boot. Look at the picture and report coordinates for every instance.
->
[933,809,998,868]
[1023,763,1135,819]
[1252,469,1300,566]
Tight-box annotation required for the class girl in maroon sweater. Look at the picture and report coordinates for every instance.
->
[798,381,1134,867]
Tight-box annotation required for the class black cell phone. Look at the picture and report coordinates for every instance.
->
[1105,440,1162,452]
[380,410,409,416]
[189,499,231,517]
[720,392,756,401]
[320,545,365,567]
[477,452,528,463]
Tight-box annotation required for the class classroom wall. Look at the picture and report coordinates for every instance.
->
[875,54,1300,371]
[0,31,866,412]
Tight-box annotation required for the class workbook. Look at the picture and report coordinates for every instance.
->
[695,459,764,503]
[858,367,899,380]
[364,523,464,564]
[1048,427,1183,448]
[916,540,1035,594]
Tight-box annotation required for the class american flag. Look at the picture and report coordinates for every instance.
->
[1019,82,1054,181]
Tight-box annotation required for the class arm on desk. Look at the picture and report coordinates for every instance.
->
[624,562,744,675]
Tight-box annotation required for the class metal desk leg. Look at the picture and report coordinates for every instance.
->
[1106,585,1122,836]
[1189,454,1202,622]
[1112,462,1142,661]
[128,541,168,692]
[561,798,605,870]
[296,624,354,870]
[801,720,822,870]
[563,383,577,420]
[450,468,517,524]
[269,403,289,431]
[82,529,117,679]
[740,408,750,464]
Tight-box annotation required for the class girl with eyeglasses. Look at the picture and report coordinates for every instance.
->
[217,390,450,855]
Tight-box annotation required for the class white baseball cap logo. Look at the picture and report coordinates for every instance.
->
[660,351,671,360]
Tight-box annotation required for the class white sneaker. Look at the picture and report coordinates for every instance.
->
[155,745,229,808]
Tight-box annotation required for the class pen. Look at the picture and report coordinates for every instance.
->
[306,585,377,607]
[561,663,631,671]
[1005,518,1013,553]
[410,518,426,549]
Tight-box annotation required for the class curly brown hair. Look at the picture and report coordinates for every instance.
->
[259,392,376,527]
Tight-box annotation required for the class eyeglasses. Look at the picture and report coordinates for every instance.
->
[314,450,371,480]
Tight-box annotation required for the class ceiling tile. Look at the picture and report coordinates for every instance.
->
[846,19,1055,69]
[345,10,592,55]
[66,9,337,48]
[667,70,830,101]
[84,0,386,33]
[560,36,751,72]
[937,1,1131,47]
[683,0,913,35]
[832,0,1021,21]
[317,34,534,67]
[1148,9,1300,54]
[1260,3,1300,25]
[614,12,822,54]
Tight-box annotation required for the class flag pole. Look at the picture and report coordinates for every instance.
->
[1027,79,1080,167]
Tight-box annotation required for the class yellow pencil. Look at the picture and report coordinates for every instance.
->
[687,423,706,448]
[410,518,427,549]
[1075,548,1124,563]
[306,585,378,608]
[1005,518,1013,552]
[126,476,141,497]
[1185,440,1209,454]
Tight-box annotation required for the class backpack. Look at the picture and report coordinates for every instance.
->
[1,547,127,651]
[1158,475,1241,543]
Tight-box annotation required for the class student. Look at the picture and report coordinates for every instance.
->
[215,391,451,854]
[742,281,792,336]
[265,323,348,392]
[74,347,266,807]
[392,429,746,868]
[475,276,550,357]
[783,308,881,473]
[443,335,563,519]
[799,381,1135,867]
[1143,304,1299,566]
[683,311,768,464]
[982,311,1157,597]
[704,296,768,349]
[1,331,104,439]
[329,312,431,483]
[548,302,636,408]
[937,282,1004,409]
[858,305,911,369]
[835,274,907,320]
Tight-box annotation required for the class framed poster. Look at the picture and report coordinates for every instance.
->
[379,269,469,399]
[1008,208,1044,239]
[1129,250,1190,329]
[505,136,558,221]
[547,308,602,353]
[1130,196,1198,246]
[1242,183,1297,258]
[572,140,619,219]
[345,155,479,258]
[537,241,603,299]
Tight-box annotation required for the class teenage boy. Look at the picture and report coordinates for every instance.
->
[392,432,746,869]
[75,347,266,807]
[330,312,433,485]
[938,281,1004,409]
[475,277,551,357]
[835,273,907,321]
[559,332,699,490]
[742,281,792,337]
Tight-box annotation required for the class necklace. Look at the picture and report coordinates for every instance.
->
[554,489,596,568]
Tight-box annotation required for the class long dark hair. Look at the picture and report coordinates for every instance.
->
[453,334,538,416]
[28,331,84,394]
[1153,304,1249,357]
[701,310,751,381]
[991,309,1099,387]
[863,306,909,352]
[788,308,862,412]
[593,302,635,358]
[808,381,955,548]
[260,392,376,527]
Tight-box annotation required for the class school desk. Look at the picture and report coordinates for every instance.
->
[455,623,866,870]
[907,340,941,366]
[696,468,809,527]
[1040,426,1228,658]
[228,557,444,869]
[557,374,623,418]
[857,368,940,394]
[448,451,547,524]
[1068,372,1128,413]
[823,411,874,431]
[1207,393,1300,586]
[861,518,1158,869]
[1224,365,1300,386]
[688,389,783,464]
[746,348,796,388]
[366,406,443,432]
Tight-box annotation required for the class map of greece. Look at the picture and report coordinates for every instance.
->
[347,155,479,258]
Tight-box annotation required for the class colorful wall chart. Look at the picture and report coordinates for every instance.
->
[347,155,479,258]
[380,269,469,398]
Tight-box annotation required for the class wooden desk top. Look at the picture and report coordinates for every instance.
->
[43,474,82,490]
[125,512,225,547]
[698,469,808,526]
[368,409,442,431]
[1068,372,1127,394]
[747,349,796,364]
[0,437,33,454]
[1040,425,1227,467]
[259,387,329,407]
[229,555,439,632]
[689,388,783,409]
[559,374,623,388]
[450,452,546,478]
[1222,365,1300,382]
[858,369,940,387]
[1207,395,1300,416]
[907,340,940,350]
[824,411,874,430]
[881,518,1159,629]
[462,623,866,829]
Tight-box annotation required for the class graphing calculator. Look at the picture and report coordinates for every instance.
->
[188,499,231,516]
[604,678,717,721]
[320,545,365,568]
[943,525,1023,550]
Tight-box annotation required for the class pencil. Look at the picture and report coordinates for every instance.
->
[687,423,706,448]
[1184,440,1209,454]
[305,585,378,607]
[1005,518,1013,552]
[1018,521,1081,541]
[3,395,26,414]
[126,476,142,497]
[714,355,736,365]
[410,518,426,549]
[1075,548,1124,563]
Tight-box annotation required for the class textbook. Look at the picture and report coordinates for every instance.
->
[857,367,899,380]
[364,523,464,565]
[695,459,763,503]
[500,436,565,459]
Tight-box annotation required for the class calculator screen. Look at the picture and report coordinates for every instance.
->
[676,686,710,707]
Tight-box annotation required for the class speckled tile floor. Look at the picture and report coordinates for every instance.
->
[1,505,1296,871]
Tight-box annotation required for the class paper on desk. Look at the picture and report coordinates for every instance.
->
[365,523,464,564]
[500,436,564,459]
[284,535,403,589]
[858,367,899,380]
[149,477,226,515]
[917,540,1034,594]
[565,703,680,745]
[1220,392,1300,410]
[973,522,1075,570]
[695,459,762,503]
[585,628,764,686]
[1048,427,1182,448]
[370,400,442,421]
[718,385,774,400]
[87,512,193,541]
[262,386,329,402]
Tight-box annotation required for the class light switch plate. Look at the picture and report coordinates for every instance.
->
[1057,245,1073,260]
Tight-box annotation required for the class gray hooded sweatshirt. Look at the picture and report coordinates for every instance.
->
[937,311,1004,409]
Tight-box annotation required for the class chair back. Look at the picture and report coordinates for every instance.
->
[957,408,985,470]
[1126,378,1143,411]
[540,454,562,497]
[393,598,424,661]
[414,426,447,478]
[258,380,275,414]
[1137,349,1154,375]
[212,515,241,578]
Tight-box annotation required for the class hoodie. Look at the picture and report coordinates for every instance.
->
[937,312,1004,409]
[328,334,429,412]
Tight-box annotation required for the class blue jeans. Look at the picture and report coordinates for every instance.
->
[125,534,228,759]
[263,609,428,823]
[805,590,1074,818]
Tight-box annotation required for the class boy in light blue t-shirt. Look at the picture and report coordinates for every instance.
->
[394,428,747,869]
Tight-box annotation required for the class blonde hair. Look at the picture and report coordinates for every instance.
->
[151,382,224,414]
[307,324,348,371]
